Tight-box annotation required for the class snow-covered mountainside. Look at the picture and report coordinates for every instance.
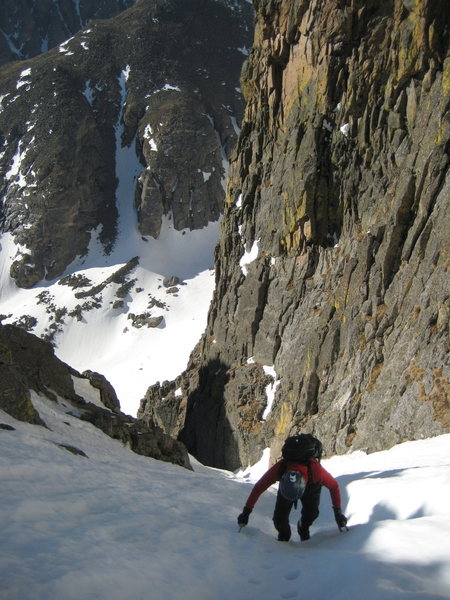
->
[0,0,253,415]
[0,0,252,289]
[1,392,449,599]
[0,52,222,414]
[0,216,219,415]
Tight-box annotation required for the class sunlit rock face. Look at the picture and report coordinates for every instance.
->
[139,0,450,470]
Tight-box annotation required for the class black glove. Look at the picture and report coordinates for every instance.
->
[237,506,252,527]
[333,507,348,530]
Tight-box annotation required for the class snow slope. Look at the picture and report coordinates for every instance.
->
[0,220,218,417]
[1,393,449,600]
[0,66,222,417]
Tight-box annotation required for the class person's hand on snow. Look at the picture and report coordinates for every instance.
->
[333,507,348,530]
[237,506,252,527]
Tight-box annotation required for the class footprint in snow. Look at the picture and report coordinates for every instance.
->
[284,569,301,581]
[282,591,299,599]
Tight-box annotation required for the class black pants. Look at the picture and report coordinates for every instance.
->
[273,483,322,540]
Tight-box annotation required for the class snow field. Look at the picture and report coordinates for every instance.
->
[1,393,449,600]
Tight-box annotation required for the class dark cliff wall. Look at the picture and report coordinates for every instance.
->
[139,0,450,470]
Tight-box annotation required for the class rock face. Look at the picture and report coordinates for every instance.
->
[0,0,253,287]
[139,0,450,469]
[0,324,190,468]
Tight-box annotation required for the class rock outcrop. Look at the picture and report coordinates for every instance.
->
[0,0,253,287]
[139,0,450,469]
[0,323,190,468]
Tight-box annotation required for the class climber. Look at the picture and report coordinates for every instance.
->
[237,434,348,541]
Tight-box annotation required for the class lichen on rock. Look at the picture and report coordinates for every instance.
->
[140,0,450,470]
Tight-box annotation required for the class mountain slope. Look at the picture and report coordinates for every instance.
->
[1,394,450,599]
[0,0,253,287]
[0,323,190,466]
[0,0,134,64]
[0,0,253,414]
[0,218,219,415]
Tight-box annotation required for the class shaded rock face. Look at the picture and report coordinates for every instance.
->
[0,0,134,65]
[139,350,273,468]
[0,324,190,468]
[0,0,253,287]
[140,0,450,470]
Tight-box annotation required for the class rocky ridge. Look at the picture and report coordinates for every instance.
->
[139,0,450,469]
[0,323,190,467]
[0,0,253,287]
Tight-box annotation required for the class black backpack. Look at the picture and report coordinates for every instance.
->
[281,433,323,464]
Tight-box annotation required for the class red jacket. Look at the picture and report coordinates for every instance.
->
[245,458,341,510]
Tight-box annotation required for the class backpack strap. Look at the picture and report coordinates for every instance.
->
[307,460,313,486]
[278,459,288,478]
